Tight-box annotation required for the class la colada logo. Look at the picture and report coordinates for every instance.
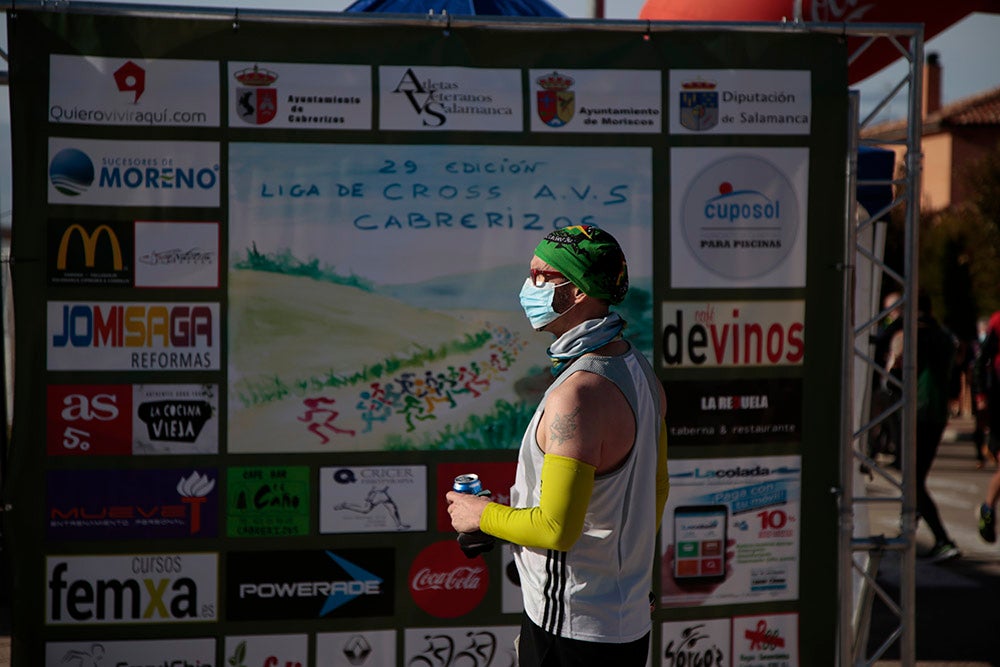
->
[680,77,718,131]
[536,71,575,127]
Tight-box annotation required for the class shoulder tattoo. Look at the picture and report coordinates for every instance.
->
[549,406,581,447]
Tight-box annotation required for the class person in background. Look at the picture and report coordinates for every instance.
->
[446,225,669,667]
[972,316,995,469]
[974,311,1000,543]
[886,289,961,562]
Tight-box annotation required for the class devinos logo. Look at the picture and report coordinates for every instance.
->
[49,148,95,196]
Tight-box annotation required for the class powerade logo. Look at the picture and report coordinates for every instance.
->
[48,138,220,207]
[50,148,95,196]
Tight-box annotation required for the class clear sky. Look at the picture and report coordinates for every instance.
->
[2,1,1000,226]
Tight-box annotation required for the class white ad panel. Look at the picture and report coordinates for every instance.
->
[46,638,216,667]
[224,634,308,667]
[659,456,801,607]
[132,383,219,455]
[529,69,662,133]
[48,138,220,208]
[47,301,220,371]
[49,55,220,127]
[669,69,811,135]
[671,147,809,288]
[379,66,523,131]
[404,626,520,666]
[661,618,732,667]
[320,465,427,533]
[227,62,372,129]
[317,629,397,667]
[45,553,218,625]
[134,221,220,288]
[733,613,800,667]
[660,300,805,369]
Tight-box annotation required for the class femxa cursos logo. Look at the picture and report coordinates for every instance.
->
[46,553,217,625]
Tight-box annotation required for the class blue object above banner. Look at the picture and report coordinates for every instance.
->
[344,0,565,16]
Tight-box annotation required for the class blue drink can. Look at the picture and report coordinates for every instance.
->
[453,474,482,495]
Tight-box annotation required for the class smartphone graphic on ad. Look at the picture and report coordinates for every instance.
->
[672,504,728,584]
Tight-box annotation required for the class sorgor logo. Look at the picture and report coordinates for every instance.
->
[49,148,95,196]
[663,623,725,667]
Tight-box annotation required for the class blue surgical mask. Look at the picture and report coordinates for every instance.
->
[519,278,574,330]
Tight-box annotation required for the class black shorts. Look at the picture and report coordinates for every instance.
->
[517,614,650,667]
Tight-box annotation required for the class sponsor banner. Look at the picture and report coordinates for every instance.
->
[660,456,801,607]
[228,62,371,129]
[48,137,220,207]
[46,638,216,667]
[670,147,809,288]
[134,221,220,288]
[48,219,133,287]
[317,629,396,667]
[664,378,802,445]
[226,549,394,620]
[408,540,488,619]
[379,66,522,132]
[133,384,219,455]
[320,465,426,534]
[224,634,308,667]
[661,618,731,667]
[661,300,805,369]
[47,384,132,456]
[49,55,220,127]
[47,301,219,371]
[530,69,661,133]
[669,69,811,135]
[435,462,516,531]
[733,613,800,666]
[403,626,519,666]
[47,468,218,540]
[46,552,218,625]
[227,466,310,538]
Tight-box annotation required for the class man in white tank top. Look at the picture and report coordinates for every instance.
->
[447,225,669,667]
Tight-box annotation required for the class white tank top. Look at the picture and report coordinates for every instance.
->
[510,344,662,643]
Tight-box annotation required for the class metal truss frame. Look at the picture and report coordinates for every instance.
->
[838,25,923,667]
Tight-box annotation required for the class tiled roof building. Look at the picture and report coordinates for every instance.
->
[861,53,1000,212]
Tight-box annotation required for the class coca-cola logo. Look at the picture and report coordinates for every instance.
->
[408,540,488,618]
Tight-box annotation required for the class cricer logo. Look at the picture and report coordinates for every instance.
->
[47,555,216,624]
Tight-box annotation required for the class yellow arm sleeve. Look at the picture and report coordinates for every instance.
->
[655,417,670,531]
[479,453,595,552]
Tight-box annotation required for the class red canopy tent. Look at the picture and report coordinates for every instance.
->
[639,0,994,83]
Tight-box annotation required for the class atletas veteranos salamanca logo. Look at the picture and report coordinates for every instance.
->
[49,148,95,196]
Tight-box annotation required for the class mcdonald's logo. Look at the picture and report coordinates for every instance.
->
[56,224,123,271]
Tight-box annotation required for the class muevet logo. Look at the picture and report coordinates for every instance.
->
[661,301,804,368]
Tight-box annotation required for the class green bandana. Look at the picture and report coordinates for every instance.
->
[534,225,629,304]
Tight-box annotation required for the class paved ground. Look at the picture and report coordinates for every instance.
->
[864,414,1000,666]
